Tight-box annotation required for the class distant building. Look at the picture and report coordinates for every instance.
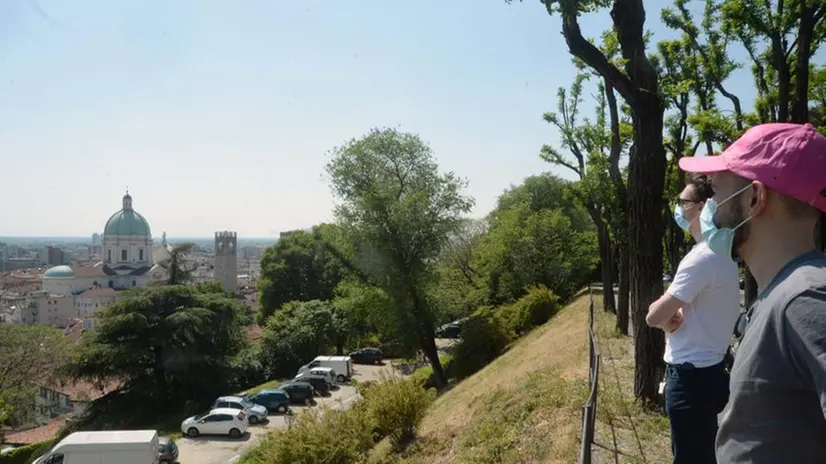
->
[214,231,238,294]
[0,241,7,272]
[40,191,158,291]
[41,246,64,266]
[91,233,101,246]
[75,287,118,330]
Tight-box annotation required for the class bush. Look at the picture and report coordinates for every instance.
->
[0,440,53,464]
[499,285,560,336]
[363,374,436,447]
[451,311,511,380]
[409,355,453,389]
[230,345,268,392]
[240,404,374,464]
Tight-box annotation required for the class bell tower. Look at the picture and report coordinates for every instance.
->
[214,231,238,294]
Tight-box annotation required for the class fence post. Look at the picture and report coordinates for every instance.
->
[580,404,594,464]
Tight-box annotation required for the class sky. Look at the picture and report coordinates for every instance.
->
[0,0,761,238]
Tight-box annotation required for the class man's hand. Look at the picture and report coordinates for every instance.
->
[662,309,684,333]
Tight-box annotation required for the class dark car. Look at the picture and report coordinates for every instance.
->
[435,323,462,339]
[349,347,383,365]
[278,382,315,405]
[292,375,331,396]
[377,341,405,359]
[157,436,179,464]
[245,389,291,414]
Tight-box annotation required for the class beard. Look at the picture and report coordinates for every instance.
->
[719,201,751,259]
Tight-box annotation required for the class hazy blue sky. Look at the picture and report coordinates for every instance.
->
[1,0,758,237]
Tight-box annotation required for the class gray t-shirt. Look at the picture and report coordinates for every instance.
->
[717,250,826,463]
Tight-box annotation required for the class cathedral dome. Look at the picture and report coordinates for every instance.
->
[43,265,75,279]
[103,192,152,237]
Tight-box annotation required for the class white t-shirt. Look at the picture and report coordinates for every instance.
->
[664,243,741,367]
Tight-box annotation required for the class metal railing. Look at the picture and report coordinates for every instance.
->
[580,285,601,464]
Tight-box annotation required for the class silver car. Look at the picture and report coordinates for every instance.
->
[211,395,269,424]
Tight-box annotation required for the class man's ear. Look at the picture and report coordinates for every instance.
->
[748,181,769,216]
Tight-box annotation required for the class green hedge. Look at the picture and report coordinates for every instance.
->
[0,440,53,464]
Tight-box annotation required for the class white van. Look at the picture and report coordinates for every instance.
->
[298,356,354,383]
[32,430,159,464]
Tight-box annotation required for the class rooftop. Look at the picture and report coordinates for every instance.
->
[2,416,70,445]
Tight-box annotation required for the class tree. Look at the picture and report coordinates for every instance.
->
[477,201,598,304]
[69,285,247,418]
[430,218,489,323]
[260,300,346,377]
[0,324,70,425]
[156,242,195,285]
[540,73,621,314]
[512,0,669,403]
[326,128,474,388]
[257,225,345,323]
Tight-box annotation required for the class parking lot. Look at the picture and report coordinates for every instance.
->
[176,362,395,464]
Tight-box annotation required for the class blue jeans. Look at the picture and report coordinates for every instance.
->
[664,360,729,464]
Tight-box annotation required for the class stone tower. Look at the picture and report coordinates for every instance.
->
[214,231,238,294]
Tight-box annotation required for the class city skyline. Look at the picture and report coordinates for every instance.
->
[0,1,761,237]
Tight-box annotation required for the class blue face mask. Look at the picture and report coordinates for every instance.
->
[673,204,692,232]
[700,183,754,259]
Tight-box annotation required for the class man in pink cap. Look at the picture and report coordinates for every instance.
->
[679,123,826,463]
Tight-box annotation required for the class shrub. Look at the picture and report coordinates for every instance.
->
[239,404,374,464]
[499,285,560,336]
[451,312,511,380]
[0,440,53,464]
[230,345,268,392]
[409,355,453,389]
[363,374,436,447]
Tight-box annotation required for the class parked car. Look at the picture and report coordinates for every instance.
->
[245,389,291,414]
[377,340,413,359]
[349,347,383,365]
[298,356,354,383]
[211,395,269,424]
[435,323,462,339]
[292,373,331,396]
[277,382,316,405]
[157,436,179,464]
[180,408,248,438]
[297,366,336,386]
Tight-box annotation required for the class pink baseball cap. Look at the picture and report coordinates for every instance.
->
[679,123,826,212]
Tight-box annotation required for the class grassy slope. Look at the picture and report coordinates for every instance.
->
[368,293,670,464]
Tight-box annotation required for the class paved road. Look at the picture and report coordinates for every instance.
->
[176,363,395,464]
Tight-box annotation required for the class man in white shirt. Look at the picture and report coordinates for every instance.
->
[646,174,741,464]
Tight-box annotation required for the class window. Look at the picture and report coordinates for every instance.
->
[132,280,136,287]
[139,249,144,260]
[107,250,111,262]
[44,453,65,464]
[121,250,127,261]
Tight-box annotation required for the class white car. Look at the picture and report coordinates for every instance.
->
[295,368,335,387]
[298,356,353,382]
[180,408,248,438]
[211,395,269,424]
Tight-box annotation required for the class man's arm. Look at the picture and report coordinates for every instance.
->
[646,251,713,329]
[783,289,826,416]
[647,294,689,328]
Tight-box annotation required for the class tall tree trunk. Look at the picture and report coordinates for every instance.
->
[409,285,445,388]
[596,221,617,313]
[616,247,630,336]
[554,0,666,404]
[628,106,667,404]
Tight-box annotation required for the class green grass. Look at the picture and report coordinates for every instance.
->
[237,379,286,396]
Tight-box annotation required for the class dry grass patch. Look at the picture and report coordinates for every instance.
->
[364,294,593,464]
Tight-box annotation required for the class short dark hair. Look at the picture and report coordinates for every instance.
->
[686,173,714,202]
